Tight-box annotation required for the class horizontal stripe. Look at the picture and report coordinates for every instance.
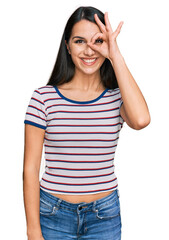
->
[45,130,120,135]
[44,144,117,149]
[45,97,121,109]
[28,104,46,116]
[32,96,44,105]
[24,85,124,195]
[46,165,114,171]
[47,106,119,115]
[45,158,114,163]
[44,136,119,142]
[41,177,117,186]
[47,115,121,122]
[45,170,114,178]
[25,112,46,122]
[40,184,118,194]
[46,123,121,127]
[45,151,115,156]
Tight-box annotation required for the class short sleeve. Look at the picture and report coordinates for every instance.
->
[24,88,47,130]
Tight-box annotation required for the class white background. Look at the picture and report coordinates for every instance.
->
[0,0,169,239]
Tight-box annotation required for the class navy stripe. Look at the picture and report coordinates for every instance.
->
[45,151,115,156]
[24,120,46,130]
[54,86,109,104]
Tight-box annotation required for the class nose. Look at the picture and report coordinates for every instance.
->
[84,44,95,56]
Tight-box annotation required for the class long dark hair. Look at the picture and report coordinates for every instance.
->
[46,6,119,89]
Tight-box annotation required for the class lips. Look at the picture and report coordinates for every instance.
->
[80,58,98,66]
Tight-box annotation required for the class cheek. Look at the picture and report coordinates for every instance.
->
[70,54,78,65]
[70,43,83,53]
[99,57,106,66]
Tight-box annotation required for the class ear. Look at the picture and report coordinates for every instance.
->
[65,40,71,54]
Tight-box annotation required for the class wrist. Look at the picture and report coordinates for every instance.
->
[109,50,124,65]
[27,227,42,237]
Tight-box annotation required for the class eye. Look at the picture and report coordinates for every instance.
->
[95,38,103,44]
[75,39,84,43]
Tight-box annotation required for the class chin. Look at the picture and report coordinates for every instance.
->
[81,69,99,75]
[78,65,102,75]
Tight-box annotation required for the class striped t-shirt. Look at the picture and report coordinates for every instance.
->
[24,85,124,195]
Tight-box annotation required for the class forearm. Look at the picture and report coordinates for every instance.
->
[110,50,150,127]
[23,169,43,238]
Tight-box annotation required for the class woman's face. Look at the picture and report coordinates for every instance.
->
[66,19,106,76]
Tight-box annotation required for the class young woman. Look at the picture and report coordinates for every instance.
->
[23,6,151,240]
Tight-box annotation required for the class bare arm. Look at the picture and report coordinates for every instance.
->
[110,50,151,130]
[89,13,151,130]
[23,124,45,239]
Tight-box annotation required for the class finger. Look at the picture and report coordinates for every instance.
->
[90,32,105,44]
[87,42,101,53]
[113,21,124,38]
[94,14,106,33]
[104,12,113,32]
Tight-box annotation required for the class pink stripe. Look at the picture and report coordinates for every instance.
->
[45,144,117,148]
[47,123,121,127]
[47,165,114,171]
[48,107,119,115]
[45,130,120,134]
[48,115,120,121]
[46,96,120,108]
[44,137,119,142]
[40,184,118,193]
[41,177,117,186]
[32,96,44,105]
[26,112,46,121]
[45,170,114,178]
[45,158,114,163]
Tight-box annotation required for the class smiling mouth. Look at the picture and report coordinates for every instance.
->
[80,58,98,65]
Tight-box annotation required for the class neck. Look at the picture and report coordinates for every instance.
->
[69,69,104,91]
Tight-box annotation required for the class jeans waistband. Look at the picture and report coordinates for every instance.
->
[40,188,119,211]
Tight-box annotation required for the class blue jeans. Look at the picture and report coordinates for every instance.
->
[40,188,122,240]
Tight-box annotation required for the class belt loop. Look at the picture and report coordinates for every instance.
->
[56,198,62,208]
[92,200,97,211]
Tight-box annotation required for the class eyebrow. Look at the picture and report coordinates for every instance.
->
[72,36,85,40]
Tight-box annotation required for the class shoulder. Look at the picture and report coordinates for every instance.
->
[106,88,121,96]
[35,85,56,94]
[32,85,57,98]
[110,87,120,93]
[30,85,57,105]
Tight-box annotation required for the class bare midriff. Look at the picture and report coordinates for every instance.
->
[49,190,114,203]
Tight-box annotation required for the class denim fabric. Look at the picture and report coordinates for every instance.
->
[40,188,122,240]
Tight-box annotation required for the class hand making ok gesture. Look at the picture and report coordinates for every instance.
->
[87,12,124,61]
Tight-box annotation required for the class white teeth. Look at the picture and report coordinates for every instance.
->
[82,58,96,63]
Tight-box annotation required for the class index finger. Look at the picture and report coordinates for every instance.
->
[104,12,113,32]
[94,14,106,33]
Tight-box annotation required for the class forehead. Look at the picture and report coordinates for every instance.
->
[71,20,101,38]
